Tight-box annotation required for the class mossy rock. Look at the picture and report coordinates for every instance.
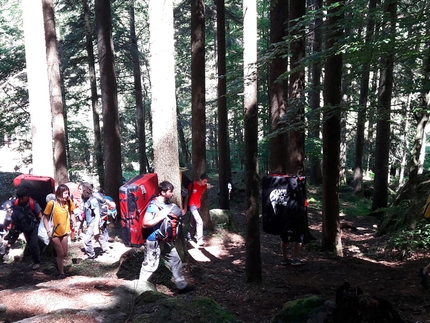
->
[271,295,326,323]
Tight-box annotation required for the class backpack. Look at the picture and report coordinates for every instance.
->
[91,192,117,225]
[423,195,430,222]
[153,202,183,243]
[11,198,37,233]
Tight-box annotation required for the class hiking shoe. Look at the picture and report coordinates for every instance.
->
[177,285,195,294]
[32,263,40,270]
[196,239,205,247]
[291,259,306,266]
[186,233,196,243]
[87,255,96,260]
[58,273,66,280]
[281,258,292,266]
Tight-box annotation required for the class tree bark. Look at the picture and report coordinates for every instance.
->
[43,0,68,184]
[371,0,397,216]
[269,0,288,174]
[353,0,376,195]
[287,0,306,175]
[22,0,54,177]
[148,0,182,204]
[322,0,344,255]
[216,0,230,210]
[129,0,147,174]
[83,0,104,187]
[243,0,261,283]
[95,0,122,203]
[309,0,323,185]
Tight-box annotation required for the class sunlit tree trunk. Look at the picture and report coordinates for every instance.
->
[243,0,261,283]
[95,0,122,202]
[129,0,147,174]
[43,0,68,183]
[148,0,181,203]
[322,0,344,255]
[23,0,53,177]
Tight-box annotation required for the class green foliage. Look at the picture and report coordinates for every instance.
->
[389,222,430,258]
[338,185,373,217]
[377,202,410,234]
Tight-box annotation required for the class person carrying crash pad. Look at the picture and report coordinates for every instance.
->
[137,180,194,295]
[9,185,43,270]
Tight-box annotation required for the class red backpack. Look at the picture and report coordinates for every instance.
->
[11,198,37,233]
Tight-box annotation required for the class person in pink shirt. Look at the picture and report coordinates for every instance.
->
[183,173,209,246]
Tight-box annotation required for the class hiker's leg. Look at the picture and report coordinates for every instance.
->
[139,240,160,283]
[190,206,203,242]
[187,210,196,238]
[51,236,67,274]
[161,242,187,289]
[28,227,40,264]
[83,222,95,257]
[98,226,109,252]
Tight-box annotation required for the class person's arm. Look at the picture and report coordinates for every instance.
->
[67,199,77,226]
[182,196,189,215]
[92,199,101,235]
[43,201,54,238]
[142,206,168,228]
[43,213,53,239]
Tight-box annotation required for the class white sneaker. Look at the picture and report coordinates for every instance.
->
[196,239,205,247]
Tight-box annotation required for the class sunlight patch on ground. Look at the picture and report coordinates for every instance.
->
[187,247,210,262]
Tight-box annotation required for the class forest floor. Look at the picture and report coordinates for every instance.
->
[0,180,430,322]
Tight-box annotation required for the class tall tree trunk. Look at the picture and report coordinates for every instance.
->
[269,0,288,174]
[405,18,430,225]
[243,0,261,283]
[83,0,104,187]
[23,0,53,177]
[353,0,377,194]
[309,0,323,185]
[216,0,230,210]
[191,0,212,229]
[177,105,191,167]
[95,0,122,203]
[129,0,147,174]
[287,0,306,175]
[321,0,344,255]
[43,0,68,184]
[148,0,181,204]
[371,0,397,215]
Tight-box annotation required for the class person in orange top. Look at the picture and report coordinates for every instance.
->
[43,184,77,279]
[183,173,209,246]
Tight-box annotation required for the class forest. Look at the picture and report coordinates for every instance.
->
[1,0,430,312]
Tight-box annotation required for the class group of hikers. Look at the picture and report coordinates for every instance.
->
[0,174,210,294]
[5,172,429,295]
[0,182,112,279]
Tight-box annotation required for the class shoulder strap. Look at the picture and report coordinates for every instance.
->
[28,198,35,212]
[150,197,164,210]
[49,201,56,220]
[13,198,36,213]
